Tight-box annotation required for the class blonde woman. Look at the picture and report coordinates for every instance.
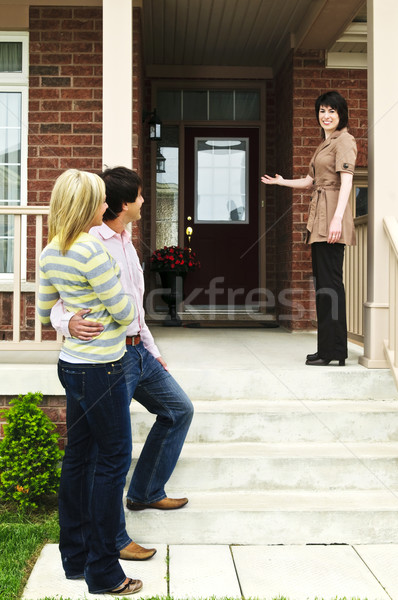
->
[38,169,142,596]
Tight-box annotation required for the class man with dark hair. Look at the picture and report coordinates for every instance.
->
[51,166,193,561]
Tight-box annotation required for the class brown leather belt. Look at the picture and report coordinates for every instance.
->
[126,334,141,346]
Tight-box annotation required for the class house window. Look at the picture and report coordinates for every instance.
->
[0,33,28,278]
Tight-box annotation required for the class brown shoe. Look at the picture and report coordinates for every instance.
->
[119,541,157,561]
[126,497,188,511]
[110,577,143,595]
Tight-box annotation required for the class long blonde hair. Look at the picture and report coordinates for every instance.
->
[48,169,106,254]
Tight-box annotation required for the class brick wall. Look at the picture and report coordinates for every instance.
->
[274,49,368,330]
[28,6,103,207]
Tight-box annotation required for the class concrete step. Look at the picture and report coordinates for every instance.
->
[128,441,398,491]
[124,489,398,545]
[169,365,397,401]
[130,399,398,443]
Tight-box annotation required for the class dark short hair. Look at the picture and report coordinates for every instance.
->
[315,91,349,132]
[99,166,142,221]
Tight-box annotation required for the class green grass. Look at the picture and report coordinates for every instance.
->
[0,497,59,600]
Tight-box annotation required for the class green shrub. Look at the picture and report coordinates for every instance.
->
[0,392,63,509]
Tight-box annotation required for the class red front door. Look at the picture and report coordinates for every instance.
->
[183,127,260,307]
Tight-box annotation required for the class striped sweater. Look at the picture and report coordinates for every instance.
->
[38,232,135,363]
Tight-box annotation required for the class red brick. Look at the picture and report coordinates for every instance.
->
[73,53,102,65]
[73,76,101,88]
[73,123,102,134]
[30,19,61,31]
[61,88,93,99]
[61,42,94,53]
[72,146,101,157]
[30,111,60,123]
[30,88,60,99]
[38,7,73,19]
[61,19,94,30]
[73,31,102,42]
[42,53,72,65]
[60,111,93,123]
[29,157,60,169]
[61,65,94,77]
[40,146,72,157]
[30,65,59,76]
[59,134,93,146]
[59,158,97,170]
[41,30,73,42]
[73,100,101,111]
[73,7,101,19]
[30,134,60,145]
[42,77,71,87]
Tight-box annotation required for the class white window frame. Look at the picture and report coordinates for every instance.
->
[0,31,29,84]
[0,32,29,282]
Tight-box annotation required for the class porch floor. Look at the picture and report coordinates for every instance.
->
[1,325,396,399]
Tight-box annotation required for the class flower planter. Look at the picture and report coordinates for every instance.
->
[159,270,186,327]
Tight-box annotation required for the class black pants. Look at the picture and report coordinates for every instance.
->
[311,242,347,360]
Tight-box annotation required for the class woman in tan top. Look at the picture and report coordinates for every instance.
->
[262,91,357,366]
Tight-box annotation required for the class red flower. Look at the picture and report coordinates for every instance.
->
[150,245,200,273]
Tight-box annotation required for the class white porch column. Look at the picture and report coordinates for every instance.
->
[360,0,398,368]
[102,0,133,168]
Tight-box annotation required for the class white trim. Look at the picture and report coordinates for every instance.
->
[336,22,367,44]
[102,0,133,169]
[326,52,367,69]
[0,31,29,85]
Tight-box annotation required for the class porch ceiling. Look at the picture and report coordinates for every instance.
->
[142,0,366,72]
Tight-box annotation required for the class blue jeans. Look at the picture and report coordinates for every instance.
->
[115,342,193,550]
[57,359,131,594]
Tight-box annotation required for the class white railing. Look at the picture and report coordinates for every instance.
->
[383,216,398,386]
[0,206,62,350]
[344,215,368,343]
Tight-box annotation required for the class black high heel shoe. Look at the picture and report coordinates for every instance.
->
[305,357,345,366]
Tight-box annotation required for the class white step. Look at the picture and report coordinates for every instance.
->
[128,441,398,491]
[130,399,398,443]
[169,366,397,400]
[124,490,398,545]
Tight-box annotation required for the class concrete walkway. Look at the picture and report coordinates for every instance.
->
[20,327,398,599]
[23,541,398,599]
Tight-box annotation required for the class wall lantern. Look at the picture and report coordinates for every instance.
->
[156,149,166,173]
[143,109,162,141]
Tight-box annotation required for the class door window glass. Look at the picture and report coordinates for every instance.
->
[156,126,179,247]
[157,89,260,121]
[157,90,181,121]
[235,90,260,120]
[183,91,207,121]
[195,138,248,223]
[209,91,233,120]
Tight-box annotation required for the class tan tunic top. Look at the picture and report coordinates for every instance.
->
[306,128,357,246]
